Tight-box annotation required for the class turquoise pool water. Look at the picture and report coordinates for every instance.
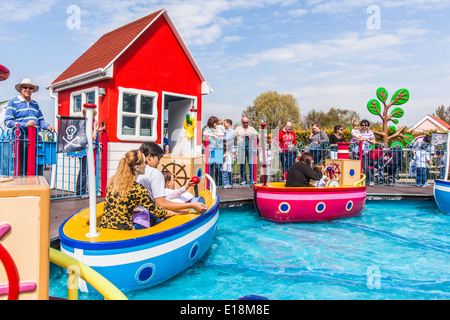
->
[49,200,449,300]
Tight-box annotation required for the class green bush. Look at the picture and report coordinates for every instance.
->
[294,127,442,146]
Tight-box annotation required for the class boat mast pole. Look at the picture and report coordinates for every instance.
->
[445,131,450,181]
[84,103,100,238]
[260,123,267,186]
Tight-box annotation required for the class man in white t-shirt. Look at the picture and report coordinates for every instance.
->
[137,142,208,213]
[235,116,258,185]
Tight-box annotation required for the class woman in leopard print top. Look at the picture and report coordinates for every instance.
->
[99,149,175,230]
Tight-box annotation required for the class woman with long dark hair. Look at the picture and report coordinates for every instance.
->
[285,152,324,187]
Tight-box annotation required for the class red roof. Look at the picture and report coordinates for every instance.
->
[429,115,450,129]
[52,9,164,84]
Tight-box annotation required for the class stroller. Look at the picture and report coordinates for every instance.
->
[366,146,385,184]
[380,146,403,184]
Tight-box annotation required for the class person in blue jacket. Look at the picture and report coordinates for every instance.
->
[4,78,56,174]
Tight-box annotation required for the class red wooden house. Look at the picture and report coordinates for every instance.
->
[47,9,212,191]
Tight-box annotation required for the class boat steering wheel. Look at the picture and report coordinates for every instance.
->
[161,162,189,188]
[326,161,341,180]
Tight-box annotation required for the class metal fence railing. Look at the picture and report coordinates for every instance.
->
[0,126,101,200]
[1,125,447,196]
[205,138,448,188]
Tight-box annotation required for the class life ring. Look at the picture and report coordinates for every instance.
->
[184,116,197,139]
[326,179,340,188]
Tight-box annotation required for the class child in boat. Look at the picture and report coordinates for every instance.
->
[162,170,195,203]
[311,163,329,187]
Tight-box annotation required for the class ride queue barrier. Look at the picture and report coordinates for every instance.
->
[205,137,448,188]
[1,125,446,199]
[0,126,102,200]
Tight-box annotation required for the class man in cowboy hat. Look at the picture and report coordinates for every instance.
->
[4,78,56,174]
[5,78,55,132]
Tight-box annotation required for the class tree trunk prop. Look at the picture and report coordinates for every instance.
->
[366,87,414,147]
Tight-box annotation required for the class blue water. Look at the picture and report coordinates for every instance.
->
[49,201,449,300]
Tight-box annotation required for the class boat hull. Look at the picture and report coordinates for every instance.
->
[434,180,450,214]
[59,196,219,292]
[253,183,366,222]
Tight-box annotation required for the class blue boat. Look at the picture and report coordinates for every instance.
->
[59,189,219,292]
[433,132,449,215]
[433,179,450,215]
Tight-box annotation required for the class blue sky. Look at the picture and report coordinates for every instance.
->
[1,0,449,128]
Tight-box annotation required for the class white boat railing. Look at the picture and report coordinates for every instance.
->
[204,173,216,200]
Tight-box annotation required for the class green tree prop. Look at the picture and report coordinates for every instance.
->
[367,87,414,146]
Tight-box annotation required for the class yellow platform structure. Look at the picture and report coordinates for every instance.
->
[158,154,206,194]
[325,159,362,186]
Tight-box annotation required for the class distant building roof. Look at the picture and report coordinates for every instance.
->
[410,114,450,132]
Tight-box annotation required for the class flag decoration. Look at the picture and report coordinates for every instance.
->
[57,116,88,153]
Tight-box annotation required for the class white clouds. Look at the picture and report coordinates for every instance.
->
[0,0,58,22]
[308,0,374,14]
[306,0,450,14]
[59,0,306,46]
[232,31,409,69]
[288,9,308,17]
[222,35,245,43]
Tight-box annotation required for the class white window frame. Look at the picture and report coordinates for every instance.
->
[117,87,158,142]
[70,87,99,117]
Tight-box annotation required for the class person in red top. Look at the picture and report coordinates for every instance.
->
[276,122,297,177]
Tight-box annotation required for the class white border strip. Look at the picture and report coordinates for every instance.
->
[434,184,450,192]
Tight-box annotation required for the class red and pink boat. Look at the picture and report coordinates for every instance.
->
[255,127,367,222]
[253,182,366,222]
[253,124,366,222]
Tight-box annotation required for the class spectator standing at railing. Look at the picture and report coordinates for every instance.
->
[410,135,434,182]
[350,120,361,159]
[411,135,434,161]
[329,125,344,159]
[438,152,448,179]
[222,119,236,188]
[308,123,329,165]
[415,143,431,187]
[357,120,376,185]
[202,116,222,185]
[276,121,297,177]
[76,107,105,197]
[202,116,219,143]
[235,116,258,185]
[4,78,56,175]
